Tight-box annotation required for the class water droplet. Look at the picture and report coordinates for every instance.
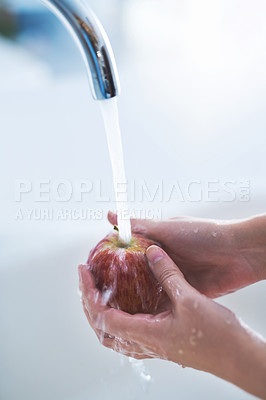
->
[178,349,184,355]
[193,228,199,233]
[129,358,153,390]
[189,335,197,346]
[193,301,199,310]
[176,289,180,296]
[212,232,217,238]
[104,333,115,339]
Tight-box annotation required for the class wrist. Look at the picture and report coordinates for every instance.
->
[233,215,266,281]
[225,317,266,398]
[203,308,266,398]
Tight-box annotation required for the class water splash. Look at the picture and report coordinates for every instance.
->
[102,288,113,305]
[129,358,153,391]
[99,98,131,243]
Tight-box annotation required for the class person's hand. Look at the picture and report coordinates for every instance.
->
[108,212,266,298]
[79,246,266,399]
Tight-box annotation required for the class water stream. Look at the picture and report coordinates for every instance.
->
[99,98,132,243]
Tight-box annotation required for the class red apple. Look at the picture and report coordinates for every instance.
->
[86,231,166,314]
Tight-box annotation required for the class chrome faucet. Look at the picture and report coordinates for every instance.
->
[41,0,120,100]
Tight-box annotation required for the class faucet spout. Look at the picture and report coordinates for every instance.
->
[41,0,120,100]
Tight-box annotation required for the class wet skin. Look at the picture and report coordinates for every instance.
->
[79,213,266,399]
[107,212,266,297]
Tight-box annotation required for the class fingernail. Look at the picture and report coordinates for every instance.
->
[146,245,164,264]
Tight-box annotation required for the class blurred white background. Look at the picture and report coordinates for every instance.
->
[0,0,266,399]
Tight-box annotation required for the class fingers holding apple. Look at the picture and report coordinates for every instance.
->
[78,229,172,359]
[79,238,242,377]
[79,244,187,363]
[78,233,189,361]
[79,261,166,345]
[86,231,167,315]
[81,294,153,360]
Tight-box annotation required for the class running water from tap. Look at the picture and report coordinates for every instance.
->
[99,98,131,243]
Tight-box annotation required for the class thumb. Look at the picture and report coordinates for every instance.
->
[146,245,189,304]
[108,210,157,236]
